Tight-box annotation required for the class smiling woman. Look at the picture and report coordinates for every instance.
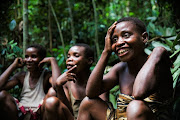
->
[111,20,148,62]
[77,17,173,120]
[43,43,108,120]
[0,44,61,120]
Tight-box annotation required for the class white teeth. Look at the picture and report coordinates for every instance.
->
[118,49,128,54]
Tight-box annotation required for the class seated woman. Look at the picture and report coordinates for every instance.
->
[77,17,173,120]
[45,43,109,120]
[0,44,61,120]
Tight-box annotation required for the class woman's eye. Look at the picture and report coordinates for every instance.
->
[124,33,130,38]
[74,53,79,57]
[25,55,28,58]
[112,37,118,43]
[67,54,70,58]
[32,55,37,58]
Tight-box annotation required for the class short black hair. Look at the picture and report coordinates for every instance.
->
[27,44,46,59]
[73,43,94,62]
[117,17,146,34]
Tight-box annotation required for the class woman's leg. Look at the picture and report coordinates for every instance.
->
[78,97,108,120]
[41,96,74,120]
[127,100,157,120]
[0,90,18,120]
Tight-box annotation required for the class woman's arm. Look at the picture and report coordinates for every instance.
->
[86,22,118,98]
[0,58,24,90]
[133,47,172,99]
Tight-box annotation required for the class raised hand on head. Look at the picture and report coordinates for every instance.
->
[13,58,25,68]
[104,21,117,53]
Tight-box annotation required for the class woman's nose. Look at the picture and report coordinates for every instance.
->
[27,57,32,61]
[67,56,73,61]
[116,37,125,46]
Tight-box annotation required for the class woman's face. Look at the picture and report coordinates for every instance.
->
[66,46,89,73]
[111,21,146,62]
[24,47,41,71]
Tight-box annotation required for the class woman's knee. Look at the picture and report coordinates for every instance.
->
[45,96,60,112]
[0,90,8,102]
[80,96,99,109]
[47,87,56,97]
[127,100,153,119]
[80,96,107,113]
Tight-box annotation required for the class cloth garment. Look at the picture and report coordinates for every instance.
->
[106,93,173,120]
[15,69,46,120]
[69,88,82,120]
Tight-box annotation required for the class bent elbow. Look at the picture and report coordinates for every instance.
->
[152,47,167,59]
[86,89,99,99]
[132,90,145,100]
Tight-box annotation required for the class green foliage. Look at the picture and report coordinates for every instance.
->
[9,19,17,31]
[0,39,22,98]
[0,0,180,117]
[2,40,23,59]
[51,44,72,72]
[109,85,120,109]
[0,39,23,73]
[145,21,180,119]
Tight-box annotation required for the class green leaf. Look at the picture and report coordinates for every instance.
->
[151,41,171,51]
[165,39,173,48]
[173,33,180,48]
[9,40,14,44]
[173,68,180,88]
[174,54,180,66]
[170,49,180,58]
[6,53,16,59]
[144,48,152,55]
[52,48,58,52]
[1,49,7,55]
[9,19,16,31]
[171,54,180,74]
[58,56,65,66]
[165,27,175,36]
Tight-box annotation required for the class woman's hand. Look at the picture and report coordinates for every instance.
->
[38,57,55,67]
[56,65,77,87]
[104,21,117,53]
[13,58,25,68]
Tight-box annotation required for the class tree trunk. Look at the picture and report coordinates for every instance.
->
[17,0,21,18]
[48,0,52,51]
[66,0,76,43]
[49,0,67,59]
[92,0,100,58]
[23,0,28,57]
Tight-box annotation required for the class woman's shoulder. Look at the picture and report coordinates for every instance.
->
[112,62,127,72]
[11,71,26,85]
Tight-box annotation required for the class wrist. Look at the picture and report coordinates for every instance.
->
[56,80,63,87]
[50,57,57,63]
[102,50,111,57]
[11,63,18,69]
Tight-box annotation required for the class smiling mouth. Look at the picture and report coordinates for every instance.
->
[118,49,129,55]
[26,64,33,66]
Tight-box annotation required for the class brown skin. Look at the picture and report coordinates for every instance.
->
[43,46,93,120]
[77,21,173,120]
[45,46,108,120]
[0,47,61,120]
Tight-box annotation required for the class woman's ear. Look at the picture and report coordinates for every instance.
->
[87,57,94,66]
[142,32,148,44]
